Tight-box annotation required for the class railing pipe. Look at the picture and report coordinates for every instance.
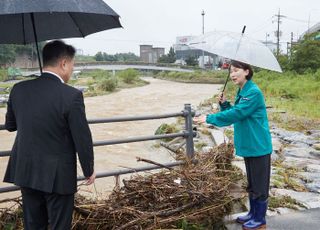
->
[184,104,195,158]
[0,160,186,193]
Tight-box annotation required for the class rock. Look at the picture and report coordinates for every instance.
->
[304,164,320,173]
[209,129,229,146]
[271,188,320,209]
[305,182,320,193]
[271,128,317,146]
[272,137,283,154]
[283,146,317,159]
[310,150,320,159]
[312,143,320,151]
[271,152,281,162]
[202,146,214,154]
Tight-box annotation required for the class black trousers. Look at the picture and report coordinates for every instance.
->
[21,187,74,230]
[244,154,271,201]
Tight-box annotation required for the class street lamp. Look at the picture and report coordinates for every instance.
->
[201,10,205,68]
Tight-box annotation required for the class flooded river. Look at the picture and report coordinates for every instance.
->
[0,77,221,198]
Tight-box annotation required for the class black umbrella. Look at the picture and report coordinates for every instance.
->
[0,0,122,73]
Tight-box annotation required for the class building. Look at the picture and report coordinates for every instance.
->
[173,36,219,68]
[140,45,165,63]
[261,41,277,53]
[300,22,320,39]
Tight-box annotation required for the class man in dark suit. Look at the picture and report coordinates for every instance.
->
[4,40,95,229]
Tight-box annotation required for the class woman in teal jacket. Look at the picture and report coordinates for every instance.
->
[195,60,272,230]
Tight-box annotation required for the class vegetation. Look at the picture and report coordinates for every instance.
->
[155,123,179,142]
[269,195,306,210]
[0,43,45,66]
[185,56,198,66]
[94,52,139,62]
[117,68,139,84]
[155,70,226,84]
[0,69,8,82]
[277,32,320,73]
[158,47,176,64]
[69,69,148,97]
[75,54,95,62]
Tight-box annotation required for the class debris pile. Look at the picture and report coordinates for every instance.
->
[0,143,244,229]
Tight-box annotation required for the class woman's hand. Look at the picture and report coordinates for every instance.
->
[193,115,207,124]
[217,92,227,104]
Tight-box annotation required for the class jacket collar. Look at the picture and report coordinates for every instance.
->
[238,80,254,96]
[41,72,64,83]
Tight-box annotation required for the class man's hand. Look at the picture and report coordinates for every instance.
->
[85,171,96,185]
[193,115,206,124]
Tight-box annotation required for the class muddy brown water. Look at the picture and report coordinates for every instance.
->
[0,77,221,200]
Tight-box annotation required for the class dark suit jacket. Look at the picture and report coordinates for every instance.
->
[4,73,94,195]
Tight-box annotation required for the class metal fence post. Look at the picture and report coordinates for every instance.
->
[184,104,195,158]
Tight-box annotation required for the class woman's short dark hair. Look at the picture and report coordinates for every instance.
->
[42,40,76,67]
[230,60,253,80]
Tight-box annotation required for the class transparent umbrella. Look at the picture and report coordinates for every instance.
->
[188,29,282,73]
[188,28,282,92]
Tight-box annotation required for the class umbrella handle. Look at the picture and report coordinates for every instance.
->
[242,25,246,34]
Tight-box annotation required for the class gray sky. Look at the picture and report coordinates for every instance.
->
[65,0,320,56]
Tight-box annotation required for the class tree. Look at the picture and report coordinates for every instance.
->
[290,33,320,73]
[0,45,16,66]
[185,56,198,66]
[95,52,104,61]
[167,47,176,63]
[158,47,176,63]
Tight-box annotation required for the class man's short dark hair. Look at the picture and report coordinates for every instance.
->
[230,60,254,80]
[42,40,76,67]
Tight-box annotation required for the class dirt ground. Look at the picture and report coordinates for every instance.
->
[0,77,221,199]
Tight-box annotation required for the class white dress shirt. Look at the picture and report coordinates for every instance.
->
[43,71,64,83]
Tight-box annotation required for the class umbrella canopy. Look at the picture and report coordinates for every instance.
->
[0,0,122,44]
[188,30,282,73]
[0,0,122,72]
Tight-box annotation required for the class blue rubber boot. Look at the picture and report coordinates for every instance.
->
[242,199,267,229]
[236,198,256,224]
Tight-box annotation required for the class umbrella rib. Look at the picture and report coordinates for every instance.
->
[68,12,85,37]
[21,14,26,44]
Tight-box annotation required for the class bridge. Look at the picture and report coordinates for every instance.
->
[22,63,194,76]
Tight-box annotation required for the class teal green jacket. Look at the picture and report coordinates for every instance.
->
[206,80,272,157]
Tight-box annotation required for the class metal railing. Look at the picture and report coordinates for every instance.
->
[0,104,196,193]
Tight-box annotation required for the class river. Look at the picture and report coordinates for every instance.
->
[0,77,221,198]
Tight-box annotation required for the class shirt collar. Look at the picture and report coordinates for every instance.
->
[42,71,64,83]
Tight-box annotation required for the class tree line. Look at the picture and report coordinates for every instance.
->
[0,43,45,66]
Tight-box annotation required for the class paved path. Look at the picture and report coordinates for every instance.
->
[226,208,320,230]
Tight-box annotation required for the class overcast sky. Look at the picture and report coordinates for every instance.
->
[64,0,320,56]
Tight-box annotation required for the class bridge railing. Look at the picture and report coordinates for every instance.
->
[0,104,196,193]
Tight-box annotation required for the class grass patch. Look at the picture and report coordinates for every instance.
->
[195,142,207,150]
[269,195,307,210]
[155,123,179,142]
[271,160,307,192]
[154,70,226,84]
[71,69,148,97]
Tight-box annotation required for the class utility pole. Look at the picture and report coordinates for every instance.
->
[201,10,205,69]
[274,9,286,58]
[290,32,294,57]
[265,33,270,46]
